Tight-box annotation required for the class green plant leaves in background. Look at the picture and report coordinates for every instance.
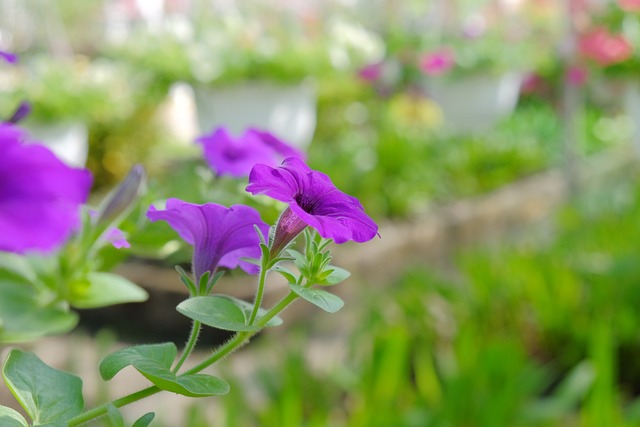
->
[99,343,229,397]
[176,295,282,331]
[2,349,84,425]
[288,284,344,313]
[0,406,28,427]
[0,279,78,344]
[69,272,148,309]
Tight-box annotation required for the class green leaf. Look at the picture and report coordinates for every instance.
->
[175,265,197,295]
[135,361,229,397]
[105,403,124,427]
[2,350,84,425]
[177,295,282,331]
[318,266,351,286]
[99,343,177,381]
[69,272,148,309]
[0,279,78,343]
[0,406,28,427]
[177,295,253,331]
[0,253,37,284]
[288,283,344,313]
[99,343,228,397]
[287,249,306,269]
[132,412,155,427]
[272,264,298,284]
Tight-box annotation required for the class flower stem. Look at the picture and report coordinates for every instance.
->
[67,385,160,426]
[66,291,298,426]
[185,291,298,375]
[172,320,202,373]
[247,259,269,326]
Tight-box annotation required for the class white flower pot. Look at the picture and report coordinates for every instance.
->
[192,80,317,150]
[425,72,523,133]
[25,121,89,168]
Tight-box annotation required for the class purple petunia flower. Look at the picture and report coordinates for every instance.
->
[104,227,130,249]
[196,126,305,178]
[0,124,93,253]
[246,157,378,254]
[0,50,17,64]
[146,198,270,280]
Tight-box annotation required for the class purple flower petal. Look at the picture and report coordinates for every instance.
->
[197,126,304,178]
[247,157,378,246]
[104,227,130,249]
[248,128,306,161]
[146,199,269,279]
[0,50,17,64]
[0,124,93,253]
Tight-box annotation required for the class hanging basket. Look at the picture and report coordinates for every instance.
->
[192,80,317,149]
[425,72,523,133]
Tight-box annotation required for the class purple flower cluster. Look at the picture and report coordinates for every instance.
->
[196,127,304,178]
[148,156,378,282]
[0,124,92,253]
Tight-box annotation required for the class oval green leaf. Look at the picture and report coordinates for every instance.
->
[132,412,155,427]
[176,296,257,332]
[0,406,28,427]
[99,343,177,381]
[135,360,229,397]
[69,272,148,309]
[0,279,78,344]
[2,350,84,425]
[288,284,345,313]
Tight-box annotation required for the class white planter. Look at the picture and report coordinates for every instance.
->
[192,80,317,149]
[425,72,523,133]
[25,121,89,168]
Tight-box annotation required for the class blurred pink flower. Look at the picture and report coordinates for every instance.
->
[579,28,633,67]
[618,0,640,12]
[357,62,384,82]
[567,66,588,87]
[419,48,455,76]
[520,72,544,94]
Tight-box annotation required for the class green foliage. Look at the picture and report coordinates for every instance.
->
[288,284,344,313]
[131,412,155,427]
[2,350,84,425]
[176,295,282,332]
[0,406,29,427]
[68,272,148,309]
[99,343,229,398]
[0,275,78,344]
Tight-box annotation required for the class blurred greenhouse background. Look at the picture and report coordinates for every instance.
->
[3,0,640,425]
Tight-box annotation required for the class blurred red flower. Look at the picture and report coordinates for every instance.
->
[578,28,633,67]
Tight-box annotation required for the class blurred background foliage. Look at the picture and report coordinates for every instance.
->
[3,0,640,425]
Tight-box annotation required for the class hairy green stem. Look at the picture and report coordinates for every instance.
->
[172,320,202,373]
[185,291,298,375]
[67,386,159,426]
[247,260,269,325]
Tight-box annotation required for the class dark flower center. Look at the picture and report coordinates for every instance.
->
[294,192,323,214]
